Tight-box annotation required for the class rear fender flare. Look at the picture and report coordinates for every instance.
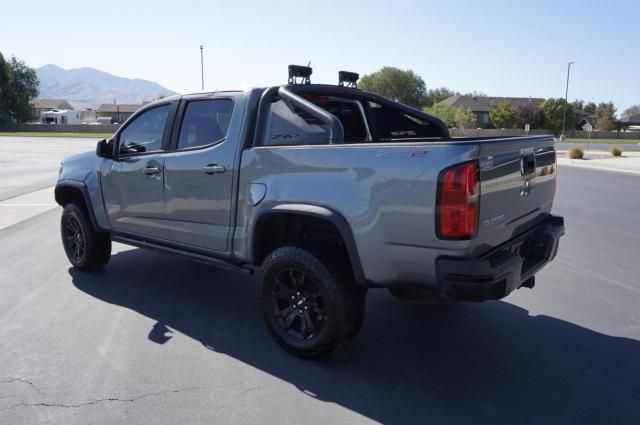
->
[251,203,366,286]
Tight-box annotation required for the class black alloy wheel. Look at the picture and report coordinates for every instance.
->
[270,267,326,340]
[258,246,364,359]
[63,214,85,262]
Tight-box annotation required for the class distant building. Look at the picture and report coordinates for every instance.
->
[574,109,596,131]
[96,116,113,125]
[79,110,97,122]
[31,99,74,120]
[440,96,544,128]
[96,103,144,124]
[40,109,82,125]
[618,114,640,131]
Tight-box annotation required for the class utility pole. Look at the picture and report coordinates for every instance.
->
[561,61,574,141]
[200,45,204,91]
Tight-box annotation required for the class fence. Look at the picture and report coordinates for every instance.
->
[450,128,640,140]
[0,123,120,134]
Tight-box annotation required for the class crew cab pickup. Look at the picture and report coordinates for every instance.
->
[56,66,564,358]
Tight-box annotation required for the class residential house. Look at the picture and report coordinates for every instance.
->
[439,96,544,128]
[574,109,596,131]
[618,114,640,131]
[96,103,144,124]
[31,99,74,120]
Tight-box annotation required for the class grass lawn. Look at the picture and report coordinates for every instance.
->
[0,132,112,138]
[564,138,640,144]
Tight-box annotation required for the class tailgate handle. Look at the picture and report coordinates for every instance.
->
[520,153,536,177]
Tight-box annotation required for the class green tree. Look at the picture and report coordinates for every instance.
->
[540,98,574,135]
[622,105,640,117]
[0,53,39,123]
[0,53,11,123]
[572,99,585,110]
[515,102,544,129]
[425,104,476,128]
[424,103,457,127]
[489,99,517,129]
[594,102,617,131]
[584,102,596,114]
[462,90,487,97]
[359,67,428,108]
[454,106,477,129]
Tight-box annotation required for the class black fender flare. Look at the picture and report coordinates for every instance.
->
[54,181,106,232]
[251,203,367,286]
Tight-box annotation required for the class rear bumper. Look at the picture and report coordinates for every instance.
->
[436,214,565,302]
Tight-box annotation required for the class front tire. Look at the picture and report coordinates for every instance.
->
[61,203,111,271]
[258,246,364,359]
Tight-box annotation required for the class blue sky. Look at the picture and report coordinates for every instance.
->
[2,0,638,113]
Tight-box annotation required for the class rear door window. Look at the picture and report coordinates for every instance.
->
[177,99,234,149]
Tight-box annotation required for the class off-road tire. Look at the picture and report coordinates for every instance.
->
[258,246,365,359]
[60,203,111,271]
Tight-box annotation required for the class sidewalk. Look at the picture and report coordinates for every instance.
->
[556,151,640,176]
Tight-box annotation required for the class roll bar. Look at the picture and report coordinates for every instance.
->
[253,85,345,146]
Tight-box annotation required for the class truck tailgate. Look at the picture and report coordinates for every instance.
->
[476,136,557,250]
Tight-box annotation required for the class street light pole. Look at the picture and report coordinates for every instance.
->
[561,61,574,140]
[200,45,204,91]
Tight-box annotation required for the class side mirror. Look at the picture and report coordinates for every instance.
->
[96,139,113,158]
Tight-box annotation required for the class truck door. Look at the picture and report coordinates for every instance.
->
[101,102,175,240]
[163,94,238,252]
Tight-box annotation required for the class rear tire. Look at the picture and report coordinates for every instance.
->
[60,203,111,271]
[258,246,364,359]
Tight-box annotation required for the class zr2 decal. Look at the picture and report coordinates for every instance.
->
[272,133,300,140]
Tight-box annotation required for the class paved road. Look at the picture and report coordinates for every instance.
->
[0,136,98,200]
[1,142,639,424]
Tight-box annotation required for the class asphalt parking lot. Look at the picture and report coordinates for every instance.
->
[1,136,639,424]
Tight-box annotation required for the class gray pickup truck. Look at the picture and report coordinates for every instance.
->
[56,66,564,358]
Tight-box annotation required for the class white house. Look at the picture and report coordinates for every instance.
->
[40,109,82,125]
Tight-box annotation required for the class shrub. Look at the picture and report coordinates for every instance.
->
[567,147,584,159]
[610,146,622,157]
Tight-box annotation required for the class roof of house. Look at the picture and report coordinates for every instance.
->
[30,99,72,109]
[574,109,596,125]
[97,103,143,113]
[618,114,640,125]
[440,96,545,112]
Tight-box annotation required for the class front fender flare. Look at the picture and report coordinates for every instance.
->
[54,180,106,232]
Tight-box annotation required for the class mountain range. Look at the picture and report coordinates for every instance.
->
[36,64,176,109]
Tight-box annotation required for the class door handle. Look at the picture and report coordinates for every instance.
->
[143,165,161,175]
[201,164,226,174]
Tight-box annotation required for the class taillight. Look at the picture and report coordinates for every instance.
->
[437,161,479,239]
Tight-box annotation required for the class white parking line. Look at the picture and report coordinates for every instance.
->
[0,187,58,230]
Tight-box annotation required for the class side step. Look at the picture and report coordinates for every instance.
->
[112,234,255,275]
